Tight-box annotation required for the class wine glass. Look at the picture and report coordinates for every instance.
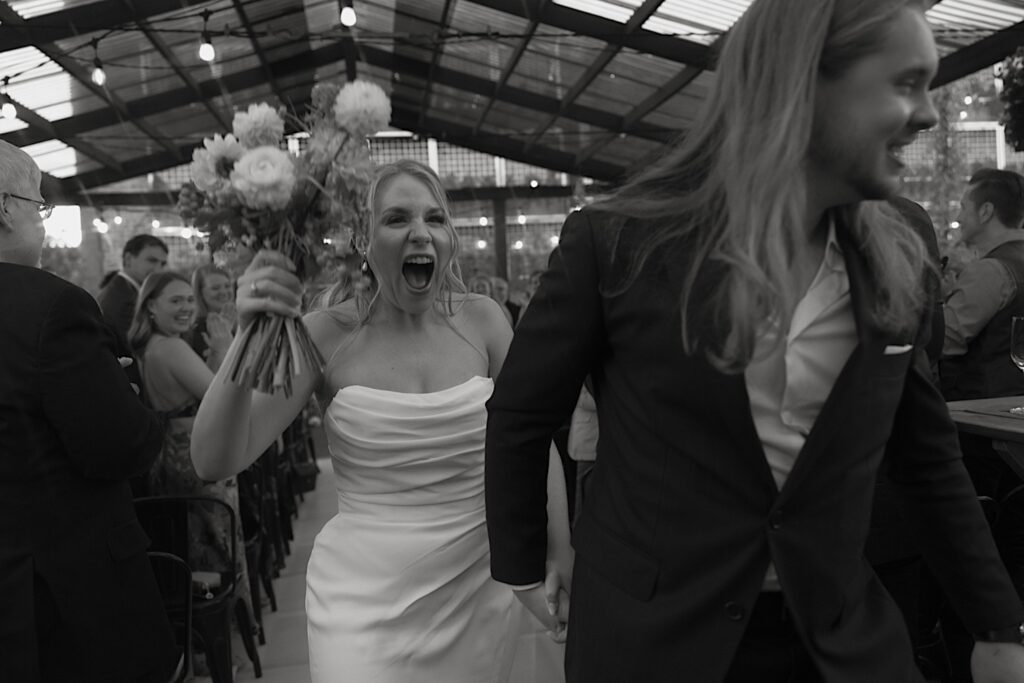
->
[1011,317,1024,414]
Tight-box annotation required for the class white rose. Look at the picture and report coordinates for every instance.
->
[230,146,296,210]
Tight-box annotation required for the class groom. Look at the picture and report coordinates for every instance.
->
[0,140,177,682]
[486,0,1024,681]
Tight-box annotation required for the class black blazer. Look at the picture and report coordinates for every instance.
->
[485,207,1023,682]
[0,264,175,682]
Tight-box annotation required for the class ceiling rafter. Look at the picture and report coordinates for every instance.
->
[55,86,625,201]
[230,0,293,113]
[3,91,124,173]
[417,0,456,129]
[130,13,232,133]
[523,0,665,154]
[461,0,711,68]
[472,0,547,136]
[933,17,1024,87]
[3,38,677,157]
[0,0,212,54]
[0,2,184,162]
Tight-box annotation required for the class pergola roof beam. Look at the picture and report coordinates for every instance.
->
[524,0,665,153]
[462,0,711,68]
[418,0,456,129]
[230,0,293,113]
[472,0,547,136]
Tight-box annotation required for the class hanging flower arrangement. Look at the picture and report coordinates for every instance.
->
[176,80,390,395]
[1000,47,1024,152]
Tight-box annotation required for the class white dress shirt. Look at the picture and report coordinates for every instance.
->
[744,221,858,590]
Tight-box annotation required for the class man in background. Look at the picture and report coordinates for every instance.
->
[0,140,176,682]
[98,233,168,343]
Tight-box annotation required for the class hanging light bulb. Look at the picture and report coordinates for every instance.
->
[198,10,216,62]
[91,58,106,86]
[198,34,215,61]
[0,77,15,119]
[90,40,106,87]
[340,0,357,27]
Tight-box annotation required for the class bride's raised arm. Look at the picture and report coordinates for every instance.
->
[191,249,324,481]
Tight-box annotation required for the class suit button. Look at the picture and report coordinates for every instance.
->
[725,601,746,621]
[769,510,783,530]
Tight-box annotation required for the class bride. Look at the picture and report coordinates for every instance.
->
[191,159,570,682]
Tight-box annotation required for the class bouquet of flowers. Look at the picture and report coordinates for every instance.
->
[177,80,390,395]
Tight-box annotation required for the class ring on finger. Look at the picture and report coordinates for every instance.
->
[251,280,259,296]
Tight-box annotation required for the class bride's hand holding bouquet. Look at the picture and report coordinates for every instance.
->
[178,79,389,395]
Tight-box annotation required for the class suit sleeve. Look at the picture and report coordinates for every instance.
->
[886,339,1024,632]
[38,284,165,480]
[486,209,605,585]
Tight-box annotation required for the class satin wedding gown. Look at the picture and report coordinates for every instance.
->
[306,375,563,682]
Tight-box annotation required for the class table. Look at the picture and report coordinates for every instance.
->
[947,395,1024,480]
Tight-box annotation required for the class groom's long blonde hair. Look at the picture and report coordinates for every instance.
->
[593,0,932,373]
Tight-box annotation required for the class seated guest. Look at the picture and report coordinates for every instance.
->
[190,263,236,364]
[0,140,177,682]
[128,271,252,672]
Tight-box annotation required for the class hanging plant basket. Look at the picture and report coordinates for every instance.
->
[1000,47,1024,152]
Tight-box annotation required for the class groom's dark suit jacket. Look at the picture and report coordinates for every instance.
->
[486,206,1024,682]
[0,263,176,682]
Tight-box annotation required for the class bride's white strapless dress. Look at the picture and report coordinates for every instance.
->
[306,376,562,682]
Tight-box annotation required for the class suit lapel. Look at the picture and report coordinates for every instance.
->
[776,213,885,501]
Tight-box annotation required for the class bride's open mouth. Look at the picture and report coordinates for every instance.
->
[402,255,435,291]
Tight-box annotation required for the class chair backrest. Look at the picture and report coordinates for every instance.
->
[135,495,237,596]
[148,551,193,683]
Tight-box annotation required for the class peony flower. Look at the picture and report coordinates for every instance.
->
[333,80,391,137]
[190,133,244,195]
[230,146,296,210]
[232,103,285,148]
[306,128,346,168]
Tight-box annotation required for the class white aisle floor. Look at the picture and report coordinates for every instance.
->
[233,436,333,683]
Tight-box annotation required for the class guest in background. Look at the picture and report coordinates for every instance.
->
[485,1,1024,681]
[492,276,521,326]
[190,263,236,365]
[468,273,494,297]
[0,140,177,682]
[128,270,253,674]
[98,233,168,344]
[941,168,1024,400]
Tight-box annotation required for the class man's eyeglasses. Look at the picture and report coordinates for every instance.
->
[5,193,54,219]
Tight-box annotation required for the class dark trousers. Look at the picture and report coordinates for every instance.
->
[723,593,823,683]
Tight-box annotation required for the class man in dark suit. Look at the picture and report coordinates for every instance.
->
[0,141,177,681]
[97,233,168,343]
[485,1,1024,681]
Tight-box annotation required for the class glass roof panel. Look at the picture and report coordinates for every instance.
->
[0,117,29,135]
[641,90,704,129]
[541,116,601,155]
[510,46,588,92]
[46,158,102,178]
[605,49,685,88]
[448,0,529,34]
[593,134,662,166]
[576,90,631,116]
[581,71,657,109]
[78,120,168,162]
[927,0,1024,52]
[7,0,106,19]
[552,0,636,24]
[138,106,220,143]
[483,100,552,137]
[506,72,575,100]
[643,0,752,44]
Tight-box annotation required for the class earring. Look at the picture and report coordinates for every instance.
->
[360,253,369,274]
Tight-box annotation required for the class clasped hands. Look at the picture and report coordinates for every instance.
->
[513,560,570,644]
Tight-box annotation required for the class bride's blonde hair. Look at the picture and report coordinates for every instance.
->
[593,0,932,372]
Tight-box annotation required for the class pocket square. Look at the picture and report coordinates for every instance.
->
[883,344,913,355]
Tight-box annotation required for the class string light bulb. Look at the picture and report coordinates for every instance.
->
[0,77,15,119]
[90,40,106,87]
[340,0,357,27]
[198,10,216,62]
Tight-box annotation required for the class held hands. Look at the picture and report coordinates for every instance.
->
[512,561,570,643]
[236,249,303,330]
[971,641,1024,682]
[117,357,140,395]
